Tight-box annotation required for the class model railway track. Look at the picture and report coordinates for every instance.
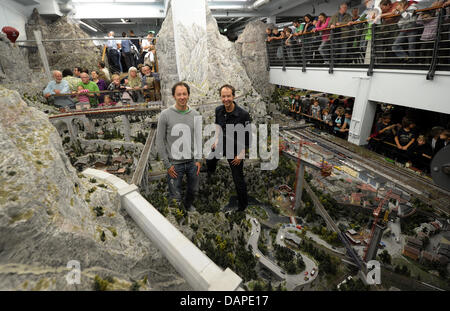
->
[283,128,449,215]
[301,128,450,197]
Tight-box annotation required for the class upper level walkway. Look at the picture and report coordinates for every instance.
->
[267,3,450,145]
[267,6,450,145]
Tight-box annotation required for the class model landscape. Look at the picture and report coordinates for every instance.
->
[0,2,449,292]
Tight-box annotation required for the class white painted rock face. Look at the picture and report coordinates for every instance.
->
[235,20,275,100]
[157,3,267,121]
[0,87,188,290]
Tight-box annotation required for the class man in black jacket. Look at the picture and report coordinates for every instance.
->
[206,84,252,212]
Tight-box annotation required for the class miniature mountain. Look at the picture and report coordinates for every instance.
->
[0,87,187,290]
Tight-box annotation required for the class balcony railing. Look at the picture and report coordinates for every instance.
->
[266,4,450,80]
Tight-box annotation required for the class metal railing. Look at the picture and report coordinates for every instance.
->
[46,86,162,110]
[266,4,450,80]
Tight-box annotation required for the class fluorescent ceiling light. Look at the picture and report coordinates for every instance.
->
[73,0,160,2]
[114,0,160,2]
[253,0,270,8]
[79,21,98,32]
[209,5,244,10]
[72,0,112,3]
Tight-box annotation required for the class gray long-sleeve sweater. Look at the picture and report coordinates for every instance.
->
[155,105,202,169]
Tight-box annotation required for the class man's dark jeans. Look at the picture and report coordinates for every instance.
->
[206,158,248,211]
[167,161,199,210]
[107,48,122,73]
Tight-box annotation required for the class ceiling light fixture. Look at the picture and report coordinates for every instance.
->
[79,21,98,32]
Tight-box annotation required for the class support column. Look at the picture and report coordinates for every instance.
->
[81,116,95,135]
[348,77,377,146]
[294,161,305,211]
[66,118,77,141]
[33,30,51,81]
[121,115,131,142]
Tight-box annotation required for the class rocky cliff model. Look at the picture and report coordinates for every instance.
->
[156,3,267,122]
[0,32,46,97]
[0,87,187,290]
[25,9,102,72]
[235,20,274,100]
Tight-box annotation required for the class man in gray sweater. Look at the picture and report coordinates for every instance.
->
[155,82,202,211]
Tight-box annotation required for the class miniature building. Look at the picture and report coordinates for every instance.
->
[403,245,421,260]
[406,237,423,250]
[347,229,357,235]
[106,165,119,173]
[94,161,107,168]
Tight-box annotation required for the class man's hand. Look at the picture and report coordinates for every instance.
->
[54,89,61,95]
[44,93,51,98]
[231,150,245,166]
[231,156,242,166]
[168,165,178,178]
[211,139,219,151]
[195,162,201,176]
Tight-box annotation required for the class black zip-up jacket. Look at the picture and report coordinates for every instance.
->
[215,102,252,157]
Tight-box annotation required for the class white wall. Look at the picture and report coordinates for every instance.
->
[72,3,165,19]
[0,0,35,41]
[37,0,62,16]
[269,67,450,114]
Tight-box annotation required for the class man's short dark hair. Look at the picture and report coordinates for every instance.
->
[382,112,392,119]
[81,68,89,74]
[172,82,190,96]
[99,61,106,68]
[402,117,413,128]
[219,84,235,96]
[380,0,392,6]
[293,19,300,24]
[74,66,82,72]
[62,68,73,77]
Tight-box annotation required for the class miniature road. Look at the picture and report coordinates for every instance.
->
[246,216,318,289]
[275,227,318,290]
[247,216,285,280]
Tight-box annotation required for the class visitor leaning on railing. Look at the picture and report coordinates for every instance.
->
[330,2,353,64]
[314,13,332,64]
[265,1,450,72]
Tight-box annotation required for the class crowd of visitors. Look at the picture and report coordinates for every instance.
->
[105,30,156,74]
[42,29,160,109]
[44,60,160,109]
[285,90,449,173]
[266,0,450,65]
